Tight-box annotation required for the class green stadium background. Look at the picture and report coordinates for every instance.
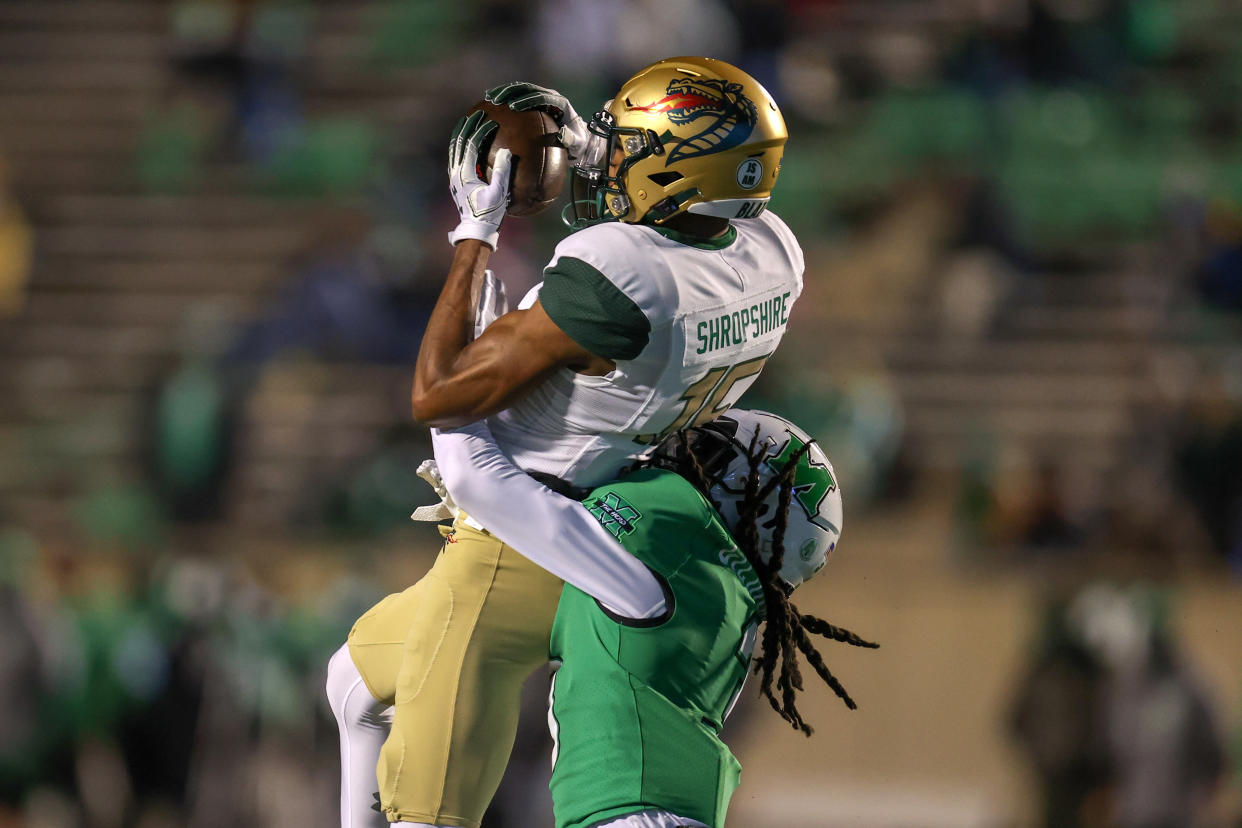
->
[0,1,1240,826]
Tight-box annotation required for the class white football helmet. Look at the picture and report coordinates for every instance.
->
[652,409,842,589]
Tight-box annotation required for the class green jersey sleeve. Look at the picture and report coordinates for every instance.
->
[540,256,651,361]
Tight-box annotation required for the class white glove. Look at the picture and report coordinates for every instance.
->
[484,81,589,161]
[410,459,458,522]
[474,269,509,340]
[447,111,512,250]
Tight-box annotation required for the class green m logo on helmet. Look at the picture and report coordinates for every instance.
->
[764,431,838,533]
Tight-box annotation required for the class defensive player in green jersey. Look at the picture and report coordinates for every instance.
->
[428,409,877,828]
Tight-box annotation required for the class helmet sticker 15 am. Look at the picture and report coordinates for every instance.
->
[736,158,763,189]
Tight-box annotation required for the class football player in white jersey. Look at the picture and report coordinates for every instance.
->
[327,57,807,828]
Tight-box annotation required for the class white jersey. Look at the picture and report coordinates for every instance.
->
[488,211,803,488]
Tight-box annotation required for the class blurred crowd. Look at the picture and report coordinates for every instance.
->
[3,0,1242,825]
[1009,584,1228,828]
[0,527,364,827]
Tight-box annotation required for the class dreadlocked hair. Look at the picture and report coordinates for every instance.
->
[671,427,879,737]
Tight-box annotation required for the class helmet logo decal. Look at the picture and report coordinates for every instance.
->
[765,431,838,532]
[628,77,758,165]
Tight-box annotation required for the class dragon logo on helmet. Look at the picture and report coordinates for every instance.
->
[629,77,759,164]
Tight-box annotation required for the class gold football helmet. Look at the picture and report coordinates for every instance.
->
[565,56,788,228]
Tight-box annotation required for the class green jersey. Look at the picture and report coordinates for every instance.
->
[547,468,765,828]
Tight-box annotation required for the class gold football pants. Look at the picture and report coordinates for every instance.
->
[347,519,563,827]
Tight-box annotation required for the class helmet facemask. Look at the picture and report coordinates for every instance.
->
[640,416,740,501]
[563,109,668,229]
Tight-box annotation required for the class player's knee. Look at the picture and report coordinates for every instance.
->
[327,643,392,729]
[326,643,362,720]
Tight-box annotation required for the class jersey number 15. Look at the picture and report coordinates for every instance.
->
[635,353,771,445]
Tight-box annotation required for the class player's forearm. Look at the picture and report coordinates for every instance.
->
[411,316,562,427]
[411,240,492,425]
[413,263,590,426]
[433,423,667,619]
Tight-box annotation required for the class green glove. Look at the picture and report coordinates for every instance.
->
[485,81,589,160]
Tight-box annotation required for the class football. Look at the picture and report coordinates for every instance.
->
[466,100,569,217]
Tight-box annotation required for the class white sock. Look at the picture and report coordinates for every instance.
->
[326,643,393,828]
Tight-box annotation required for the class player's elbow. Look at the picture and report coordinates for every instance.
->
[410,386,467,428]
[409,382,437,424]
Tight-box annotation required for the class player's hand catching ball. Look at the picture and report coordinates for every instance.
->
[447,110,512,249]
[485,81,589,161]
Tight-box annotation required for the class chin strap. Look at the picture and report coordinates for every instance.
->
[645,187,702,224]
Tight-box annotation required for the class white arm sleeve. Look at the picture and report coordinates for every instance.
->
[431,423,667,619]
[473,269,508,339]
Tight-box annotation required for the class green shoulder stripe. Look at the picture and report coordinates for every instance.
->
[540,257,651,361]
